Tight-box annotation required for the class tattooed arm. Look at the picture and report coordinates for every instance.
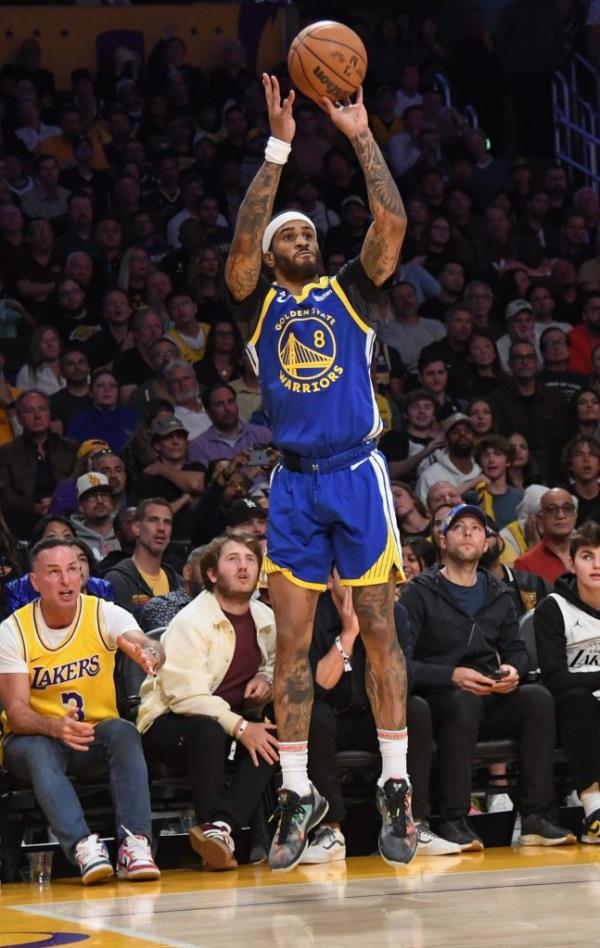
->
[225,74,296,302]
[321,88,406,286]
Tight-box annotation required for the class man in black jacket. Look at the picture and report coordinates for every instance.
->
[401,503,575,851]
[104,498,182,616]
[535,521,600,844]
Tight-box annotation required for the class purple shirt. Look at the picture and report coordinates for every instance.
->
[187,422,273,467]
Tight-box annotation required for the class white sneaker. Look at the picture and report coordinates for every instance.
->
[73,833,114,885]
[300,825,346,864]
[486,793,514,813]
[416,823,461,856]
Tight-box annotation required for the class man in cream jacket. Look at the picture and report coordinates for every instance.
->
[137,529,277,870]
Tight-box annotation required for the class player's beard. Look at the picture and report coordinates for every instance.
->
[273,249,322,283]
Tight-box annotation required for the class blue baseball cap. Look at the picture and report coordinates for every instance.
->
[441,503,488,536]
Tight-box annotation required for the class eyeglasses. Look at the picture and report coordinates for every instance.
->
[541,504,576,516]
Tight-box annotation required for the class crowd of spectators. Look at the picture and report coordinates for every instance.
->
[2,1,600,878]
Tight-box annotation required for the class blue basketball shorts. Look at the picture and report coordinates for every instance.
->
[263,448,403,589]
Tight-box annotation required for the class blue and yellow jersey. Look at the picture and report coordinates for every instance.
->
[243,259,383,457]
[1,594,119,741]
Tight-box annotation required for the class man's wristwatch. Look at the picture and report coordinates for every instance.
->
[143,645,161,663]
[334,635,352,672]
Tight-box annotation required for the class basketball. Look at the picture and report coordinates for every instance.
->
[287,21,368,106]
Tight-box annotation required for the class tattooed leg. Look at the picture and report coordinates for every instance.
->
[353,572,407,730]
[268,571,320,741]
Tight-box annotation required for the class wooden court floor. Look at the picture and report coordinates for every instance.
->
[2,846,600,947]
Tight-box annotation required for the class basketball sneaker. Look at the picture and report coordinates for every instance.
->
[437,817,484,852]
[189,822,238,870]
[268,784,329,872]
[73,833,114,885]
[581,809,600,844]
[519,814,576,846]
[416,822,461,856]
[376,778,418,865]
[300,825,346,864]
[116,828,161,880]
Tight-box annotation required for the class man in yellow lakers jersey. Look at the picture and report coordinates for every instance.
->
[225,75,417,870]
[0,537,164,885]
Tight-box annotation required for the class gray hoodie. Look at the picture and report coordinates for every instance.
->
[70,514,121,563]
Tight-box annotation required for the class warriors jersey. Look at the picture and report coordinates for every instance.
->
[1,594,119,740]
[243,258,383,457]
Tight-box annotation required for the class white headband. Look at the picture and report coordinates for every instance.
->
[262,212,316,254]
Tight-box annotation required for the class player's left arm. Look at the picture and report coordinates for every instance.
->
[321,88,406,286]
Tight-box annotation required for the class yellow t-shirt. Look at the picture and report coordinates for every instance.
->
[137,567,170,598]
[167,323,211,363]
[1,595,118,740]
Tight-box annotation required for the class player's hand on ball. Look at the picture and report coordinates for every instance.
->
[320,86,368,136]
[262,73,295,143]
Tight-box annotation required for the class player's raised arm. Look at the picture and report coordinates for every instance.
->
[321,88,406,286]
[225,74,296,302]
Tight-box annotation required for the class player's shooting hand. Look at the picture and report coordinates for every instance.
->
[262,73,295,143]
[53,705,95,752]
[320,86,368,136]
[244,675,272,704]
[238,721,279,767]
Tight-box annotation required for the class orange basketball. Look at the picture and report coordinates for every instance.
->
[288,20,367,105]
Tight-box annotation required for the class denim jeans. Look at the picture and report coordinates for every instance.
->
[4,717,152,862]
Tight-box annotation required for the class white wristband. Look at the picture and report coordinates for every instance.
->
[265,136,291,165]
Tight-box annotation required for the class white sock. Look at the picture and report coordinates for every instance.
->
[377,728,408,788]
[279,741,311,796]
[580,785,600,818]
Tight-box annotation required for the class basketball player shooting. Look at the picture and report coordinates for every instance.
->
[225,74,416,870]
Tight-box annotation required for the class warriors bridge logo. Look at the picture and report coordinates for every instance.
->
[276,313,343,393]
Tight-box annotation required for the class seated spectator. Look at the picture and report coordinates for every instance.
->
[92,448,131,515]
[53,278,101,347]
[491,340,568,482]
[194,319,242,390]
[71,472,121,564]
[479,516,551,616]
[0,537,162,885]
[112,307,164,405]
[138,544,204,633]
[467,397,496,437]
[400,536,437,587]
[388,105,425,178]
[14,97,60,152]
[562,435,600,524]
[419,261,466,323]
[38,104,107,171]
[379,389,445,484]
[391,481,432,539]
[416,353,463,421]
[138,532,276,871]
[49,438,111,516]
[464,127,510,208]
[49,346,92,436]
[529,282,570,332]
[569,292,600,374]
[496,299,540,375]
[136,417,205,540]
[507,431,531,491]
[146,270,173,325]
[163,359,211,440]
[59,135,110,215]
[165,291,211,364]
[104,498,181,614]
[463,280,497,336]
[570,387,600,440]
[402,503,575,850]
[16,325,65,397]
[376,280,446,381]
[121,399,174,484]
[535,521,600,846]
[187,245,229,325]
[538,327,587,405]
[0,347,22,447]
[0,509,29,617]
[467,332,506,397]
[67,369,137,454]
[514,487,577,582]
[118,246,151,311]
[6,531,113,614]
[12,218,61,323]
[230,349,262,424]
[20,155,70,225]
[188,385,272,469]
[303,570,458,863]
[499,483,548,566]
[425,480,462,517]
[0,391,77,539]
[469,434,524,530]
[419,304,473,398]
[54,192,96,262]
[188,457,251,547]
[416,413,481,504]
